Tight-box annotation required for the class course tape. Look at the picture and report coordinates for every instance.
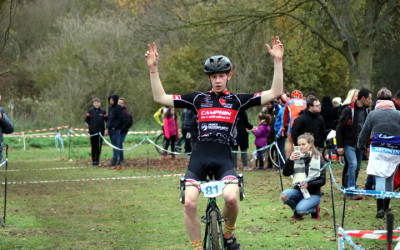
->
[0,158,7,168]
[99,134,148,151]
[12,126,69,135]
[338,227,365,250]
[0,166,89,172]
[146,137,190,155]
[328,164,400,199]
[1,173,185,185]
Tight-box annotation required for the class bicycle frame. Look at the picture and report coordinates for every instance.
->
[179,175,244,250]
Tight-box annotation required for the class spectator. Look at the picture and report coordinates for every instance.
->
[163,107,179,159]
[305,91,316,102]
[106,94,124,166]
[231,111,253,171]
[275,93,290,169]
[332,97,342,108]
[181,108,197,153]
[262,101,278,169]
[0,94,14,161]
[85,98,107,166]
[393,90,400,110]
[291,97,325,150]
[320,96,339,132]
[117,97,133,165]
[252,113,272,170]
[336,88,372,199]
[154,106,168,127]
[280,133,326,221]
[339,88,359,186]
[358,87,400,218]
[283,90,307,157]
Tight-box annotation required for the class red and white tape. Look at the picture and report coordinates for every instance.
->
[12,125,69,135]
[344,229,400,241]
[1,173,185,185]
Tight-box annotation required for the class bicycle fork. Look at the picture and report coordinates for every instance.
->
[202,199,226,250]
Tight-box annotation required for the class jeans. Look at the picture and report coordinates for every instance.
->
[276,136,287,168]
[118,133,127,163]
[281,189,321,214]
[375,171,396,194]
[344,145,364,189]
[108,129,121,164]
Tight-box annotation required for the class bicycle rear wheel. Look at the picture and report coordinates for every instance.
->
[210,211,220,250]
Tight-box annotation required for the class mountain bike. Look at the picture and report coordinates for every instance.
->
[154,133,185,155]
[179,174,245,250]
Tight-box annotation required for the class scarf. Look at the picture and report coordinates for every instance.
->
[292,153,321,186]
[375,100,395,110]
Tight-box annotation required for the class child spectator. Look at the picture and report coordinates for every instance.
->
[163,107,179,159]
[252,113,272,170]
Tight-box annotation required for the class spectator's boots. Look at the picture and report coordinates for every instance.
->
[163,152,168,159]
[291,211,303,221]
[311,205,320,220]
[171,154,175,159]
[376,199,385,218]
[384,199,391,212]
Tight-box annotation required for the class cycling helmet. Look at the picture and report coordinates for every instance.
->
[291,90,303,99]
[204,55,232,75]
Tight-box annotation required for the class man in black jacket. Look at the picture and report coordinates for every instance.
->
[181,108,197,153]
[85,98,107,166]
[106,94,124,166]
[117,97,133,165]
[291,97,325,149]
[336,88,372,199]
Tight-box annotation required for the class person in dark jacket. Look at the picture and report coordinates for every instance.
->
[117,97,133,165]
[336,88,372,199]
[181,108,197,153]
[106,94,124,166]
[262,101,278,169]
[280,133,325,221]
[85,98,107,166]
[0,95,14,161]
[393,90,400,111]
[320,96,339,132]
[291,97,325,149]
[231,110,253,170]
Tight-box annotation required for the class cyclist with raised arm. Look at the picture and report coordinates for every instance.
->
[145,37,284,250]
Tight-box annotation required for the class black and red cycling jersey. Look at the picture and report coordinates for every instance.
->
[173,90,262,145]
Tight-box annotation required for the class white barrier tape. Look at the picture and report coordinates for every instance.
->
[71,128,89,132]
[4,132,58,138]
[12,126,69,135]
[71,127,162,135]
[146,137,190,155]
[328,164,400,199]
[249,144,273,162]
[99,133,148,151]
[338,227,365,250]
[0,166,89,172]
[1,173,185,185]
[0,158,8,168]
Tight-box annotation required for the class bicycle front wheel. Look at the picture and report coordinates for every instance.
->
[210,211,220,250]
[154,134,166,155]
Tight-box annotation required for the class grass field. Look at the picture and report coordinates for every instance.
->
[0,135,397,249]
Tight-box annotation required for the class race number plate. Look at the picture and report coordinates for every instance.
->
[200,181,225,198]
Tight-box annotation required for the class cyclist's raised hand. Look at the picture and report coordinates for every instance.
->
[145,42,159,69]
[266,36,284,61]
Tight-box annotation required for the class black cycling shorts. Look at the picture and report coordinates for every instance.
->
[184,141,237,182]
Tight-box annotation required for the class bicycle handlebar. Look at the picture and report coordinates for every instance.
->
[184,179,239,187]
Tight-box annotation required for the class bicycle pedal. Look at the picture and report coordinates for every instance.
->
[201,216,207,223]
